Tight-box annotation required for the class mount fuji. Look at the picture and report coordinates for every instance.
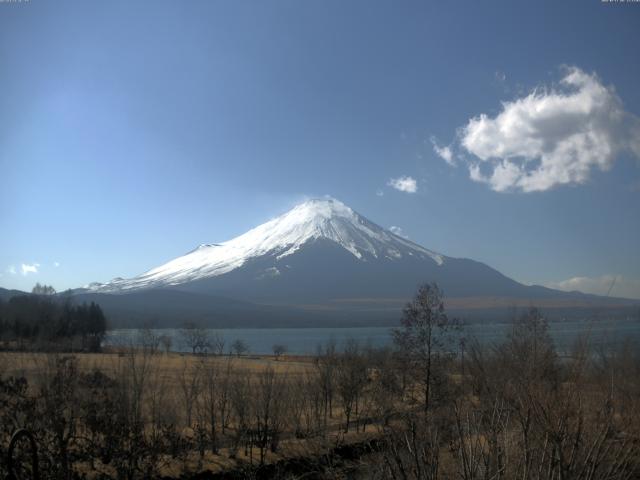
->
[74,198,636,327]
[88,198,444,294]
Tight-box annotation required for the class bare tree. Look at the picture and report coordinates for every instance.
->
[336,339,368,433]
[180,322,211,355]
[178,357,202,428]
[216,356,235,435]
[35,355,81,479]
[369,346,403,427]
[314,339,338,431]
[377,414,441,480]
[212,332,225,356]
[138,326,160,354]
[108,342,158,478]
[392,282,457,415]
[197,357,221,454]
[272,344,287,360]
[231,339,249,357]
[229,371,252,459]
[252,367,287,464]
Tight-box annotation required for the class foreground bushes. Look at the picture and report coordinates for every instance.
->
[371,324,640,479]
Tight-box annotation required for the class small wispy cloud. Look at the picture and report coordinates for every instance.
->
[376,189,384,197]
[388,176,418,193]
[53,261,60,268]
[21,263,40,276]
[430,137,456,167]
[389,226,409,239]
[6,265,16,275]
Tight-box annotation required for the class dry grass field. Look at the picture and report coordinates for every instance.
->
[0,348,384,478]
[0,350,315,380]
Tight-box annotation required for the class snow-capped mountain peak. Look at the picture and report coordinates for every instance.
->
[88,197,444,292]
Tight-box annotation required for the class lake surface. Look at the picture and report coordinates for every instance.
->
[104,318,640,355]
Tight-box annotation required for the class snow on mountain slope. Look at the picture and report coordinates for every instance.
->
[89,198,445,293]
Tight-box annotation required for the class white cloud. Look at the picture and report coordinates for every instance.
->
[547,274,640,300]
[388,176,418,193]
[21,263,40,276]
[6,265,16,275]
[376,189,384,197]
[53,261,60,267]
[459,66,640,192]
[430,137,456,166]
[389,226,409,239]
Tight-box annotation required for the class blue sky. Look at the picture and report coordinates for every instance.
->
[1,0,639,298]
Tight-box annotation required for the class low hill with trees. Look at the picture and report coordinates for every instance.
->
[0,284,107,352]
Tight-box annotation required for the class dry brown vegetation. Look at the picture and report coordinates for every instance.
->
[0,284,638,480]
[0,343,389,479]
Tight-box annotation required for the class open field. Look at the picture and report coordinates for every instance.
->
[0,350,316,380]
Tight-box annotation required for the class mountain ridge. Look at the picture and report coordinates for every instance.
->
[86,198,445,293]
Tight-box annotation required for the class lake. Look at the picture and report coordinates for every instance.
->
[103,317,640,355]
